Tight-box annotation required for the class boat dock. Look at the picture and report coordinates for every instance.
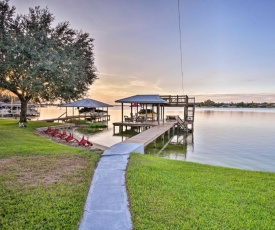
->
[79,94,196,229]
[0,103,40,118]
[123,122,175,146]
[114,94,195,134]
[40,114,110,123]
[113,121,159,134]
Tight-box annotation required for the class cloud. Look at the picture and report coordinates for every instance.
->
[96,72,136,79]
[88,73,164,104]
[90,72,275,104]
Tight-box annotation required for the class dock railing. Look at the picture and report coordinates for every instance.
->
[188,97,196,105]
[176,115,191,132]
[160,95,188,106]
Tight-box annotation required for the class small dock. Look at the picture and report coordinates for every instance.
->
[113,114,191,136]
[114,94,195,133]
[123,122,175,147]
[113,121,159,134]
[40,114,110,123]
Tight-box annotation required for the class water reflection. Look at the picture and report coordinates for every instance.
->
[190,108,275,172]
[144,129,194,161]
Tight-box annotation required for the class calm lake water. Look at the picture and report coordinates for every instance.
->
[37,106,275,172]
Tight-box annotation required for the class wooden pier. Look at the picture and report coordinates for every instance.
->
[160,95,195,125]
[123,122,175,147]
[113,121,159,134]
[115,94,195,133]
[40,114,110,123]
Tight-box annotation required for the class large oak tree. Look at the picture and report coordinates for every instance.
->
[0,0,97,122]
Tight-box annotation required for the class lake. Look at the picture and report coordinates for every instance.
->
[37,106,275,172]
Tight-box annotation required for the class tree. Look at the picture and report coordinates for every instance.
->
[0,88,16,102]
[0,0,97,122]
[203,99,215,107]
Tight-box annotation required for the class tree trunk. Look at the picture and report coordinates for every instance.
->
[20,99,28,123]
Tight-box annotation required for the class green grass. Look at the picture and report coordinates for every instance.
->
[0,119,100,229]
[3,118,275,229]
[127,154,275,229]
[77,122,107,134]
[65,119,88,125]
[65,119,107,128]
[87,122,107,128]
[0,119,90,157]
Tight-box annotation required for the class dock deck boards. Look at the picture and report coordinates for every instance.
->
[123,122,175,146]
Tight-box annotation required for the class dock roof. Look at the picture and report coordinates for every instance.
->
[59,98,112,108]
[115,94,168,104]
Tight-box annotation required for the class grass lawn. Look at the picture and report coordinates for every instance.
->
[127,154,275,229]
[0,119,100,229]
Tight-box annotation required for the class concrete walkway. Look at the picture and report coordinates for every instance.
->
[37,125,171,229]
[79,142,144,230]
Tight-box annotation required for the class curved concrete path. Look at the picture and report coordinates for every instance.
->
[79,142,144,230]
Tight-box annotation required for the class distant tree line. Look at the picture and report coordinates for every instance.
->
[196,99,275,108]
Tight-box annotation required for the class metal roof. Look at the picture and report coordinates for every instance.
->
[115,94,168,104]
[59,98,113,108]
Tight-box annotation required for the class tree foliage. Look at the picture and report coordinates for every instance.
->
[0,0,97,121]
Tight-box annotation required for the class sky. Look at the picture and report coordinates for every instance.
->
[9,0,275,103]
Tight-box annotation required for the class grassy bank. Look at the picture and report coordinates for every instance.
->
[0,119,100,229]
[127,154,275,229]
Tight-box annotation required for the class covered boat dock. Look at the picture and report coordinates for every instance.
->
[40,98,112,122]
[113,94,195,134]
[113,94,168,134]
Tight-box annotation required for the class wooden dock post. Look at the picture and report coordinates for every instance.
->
[161,134,164,145]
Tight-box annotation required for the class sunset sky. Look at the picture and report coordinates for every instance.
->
[10,0,275,103]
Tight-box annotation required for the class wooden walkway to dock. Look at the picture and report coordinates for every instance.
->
[123,122,175,146]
